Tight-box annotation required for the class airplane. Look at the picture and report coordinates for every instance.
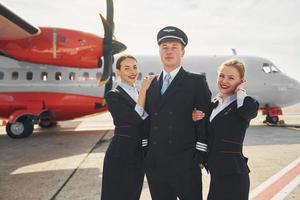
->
[1,1,300,139]
[0,0,125,138]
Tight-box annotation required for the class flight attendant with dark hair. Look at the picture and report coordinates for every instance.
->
[193,59,259,200]
[101,55,153,200]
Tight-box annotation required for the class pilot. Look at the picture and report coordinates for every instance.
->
[193,59,259,200]
[143,26,212,200]
[101,55,154,200]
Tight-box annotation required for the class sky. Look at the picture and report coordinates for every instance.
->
[1,0,300,80]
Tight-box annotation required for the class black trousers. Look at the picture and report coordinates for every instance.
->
[208,173,250,200]
[146,167,202,200]
[101,156,145,200]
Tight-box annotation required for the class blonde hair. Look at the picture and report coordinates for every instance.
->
[219,59,246,79]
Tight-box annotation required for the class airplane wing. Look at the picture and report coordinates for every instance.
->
[0,3,40,40]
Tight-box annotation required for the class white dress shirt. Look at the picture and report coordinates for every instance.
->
[117,82,148,120]
[209,91,247,122]
[161,66,182,85]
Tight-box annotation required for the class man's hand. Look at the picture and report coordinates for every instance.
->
[192,108,205,122]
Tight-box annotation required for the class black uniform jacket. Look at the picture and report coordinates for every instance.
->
[206,96,259,176]
[105,85,145,161]
[145,67,211,175]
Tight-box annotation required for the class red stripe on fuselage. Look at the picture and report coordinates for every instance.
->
[0,92,107,121]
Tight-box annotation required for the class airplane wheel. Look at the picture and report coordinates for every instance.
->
[266,115,279,124]
[6,120,34,138]
[39,119,55,128]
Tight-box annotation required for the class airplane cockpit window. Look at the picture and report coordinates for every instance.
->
[262,63,271,73]
[55,72,62,80]
[0,71,4,80]
[262,63,280,74]
[96,72,102,81]
[69,72,75,80]
[41,72,48,81]
[12,72,18,80]
[83,72,89,80]
[270,65,279,73]
[26,72,33,80]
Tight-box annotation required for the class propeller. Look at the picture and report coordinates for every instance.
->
[99,0,126,85]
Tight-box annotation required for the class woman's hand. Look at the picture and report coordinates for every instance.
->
[137,75,155,108]
[235,80,246,93]
[235,80,247,98]
[192,108,205,122]
[140,75,155,92]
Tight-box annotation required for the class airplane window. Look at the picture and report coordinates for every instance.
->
[55,72,62,80]
[262,63,279,74]
[26,72,33,80]
[41,72,48,81]
[271,65,279,73]
[262,65,271,73]
[96,72,102,81]
[137,72,142,80]
[69,72,75,80]
[0,71,4,80]
[83,72,89,80]
[12,72,19,80]
[263,63,270,67]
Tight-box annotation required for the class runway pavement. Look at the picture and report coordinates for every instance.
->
[0,104,299,200]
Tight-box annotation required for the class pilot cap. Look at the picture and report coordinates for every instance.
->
[157,26,188,47]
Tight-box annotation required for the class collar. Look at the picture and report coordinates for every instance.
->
[212,93,237,104]
[117,81,137,92]
[162,66,182,80]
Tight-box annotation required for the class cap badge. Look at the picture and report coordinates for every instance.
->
[163,29,175,32]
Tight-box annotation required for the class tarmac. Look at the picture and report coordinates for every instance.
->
[0,104,300,200]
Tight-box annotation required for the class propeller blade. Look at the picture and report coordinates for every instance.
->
[100,14,112,47]
[99,51,113,85]
[99,0,126,85]
[106,0,114,34]
[111,40,126,55]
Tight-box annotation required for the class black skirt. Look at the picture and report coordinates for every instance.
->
[208,173,250,200]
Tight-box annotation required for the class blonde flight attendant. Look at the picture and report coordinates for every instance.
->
[193,59,259,200]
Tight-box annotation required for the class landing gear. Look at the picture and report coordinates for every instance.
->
[266,115,279,124]
[262,105,282,125]
[38,111,56,129]
[5,111,55,138]
[6,118,34,138]
[38,119,56,128]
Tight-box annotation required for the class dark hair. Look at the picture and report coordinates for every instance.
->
[116,55,137,70]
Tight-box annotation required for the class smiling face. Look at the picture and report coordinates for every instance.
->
[116,58,138,86]
[217,66,243,99]
[159,40,184,72]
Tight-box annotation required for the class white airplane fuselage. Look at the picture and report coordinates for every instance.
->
[1,54,300,138]
[134,55,300,108]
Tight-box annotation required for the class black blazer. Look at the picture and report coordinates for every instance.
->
[207,96,259,176]
[145,67,211,174]
[105,86,145,161]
